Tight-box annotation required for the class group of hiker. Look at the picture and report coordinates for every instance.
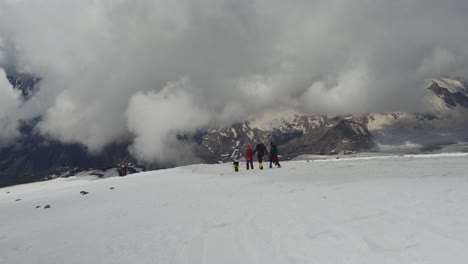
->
[117,163,131,176]
[231,141,281,172]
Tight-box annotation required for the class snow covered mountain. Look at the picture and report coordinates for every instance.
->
[427,78,468,109]
[6,72,40,99]
[195,116,373,163]
[197,78,468,161]
[1,76,468,187]
[362,78,468,152]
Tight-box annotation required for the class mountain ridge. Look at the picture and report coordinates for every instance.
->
[1,76,468,187]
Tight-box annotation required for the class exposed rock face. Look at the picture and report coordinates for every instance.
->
[195,122,270,163]
[309,120,373,155]
[6,73,40,99]
[196,116,374,162]
[427,80,468,109]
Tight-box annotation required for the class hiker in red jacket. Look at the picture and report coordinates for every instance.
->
[245,143,254,170]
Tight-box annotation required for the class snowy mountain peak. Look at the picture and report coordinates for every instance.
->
[426,78,468,109]
[6,73,40,99]
[428,78,468,95]
[248,109,302,130]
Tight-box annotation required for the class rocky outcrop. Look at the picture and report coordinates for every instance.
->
[195,117,374,161]
[427,80,468,109]
[6,73,41,99]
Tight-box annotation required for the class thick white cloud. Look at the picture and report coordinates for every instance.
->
[0,68,21,145]
[1,0,468,162]
[301,65,371,115]
[126,79,210,164]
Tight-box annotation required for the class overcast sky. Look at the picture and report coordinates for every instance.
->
[1,0,468,163]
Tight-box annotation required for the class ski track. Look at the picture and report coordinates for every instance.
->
[1,154,468,263]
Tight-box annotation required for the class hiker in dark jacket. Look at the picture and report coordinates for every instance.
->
[253,142,268,170]
[269,141,281,168]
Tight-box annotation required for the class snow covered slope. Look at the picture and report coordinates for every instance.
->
[2,153,468,264]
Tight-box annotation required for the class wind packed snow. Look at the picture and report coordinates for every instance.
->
[1,154,468,264]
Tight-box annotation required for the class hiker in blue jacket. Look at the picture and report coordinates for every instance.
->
[269,141,281,168]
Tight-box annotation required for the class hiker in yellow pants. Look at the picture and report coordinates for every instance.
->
[231,146,241,172]
[253,142,268,170]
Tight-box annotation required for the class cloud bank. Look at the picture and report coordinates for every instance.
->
[0,68,21,145]
[1,0,468,163]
